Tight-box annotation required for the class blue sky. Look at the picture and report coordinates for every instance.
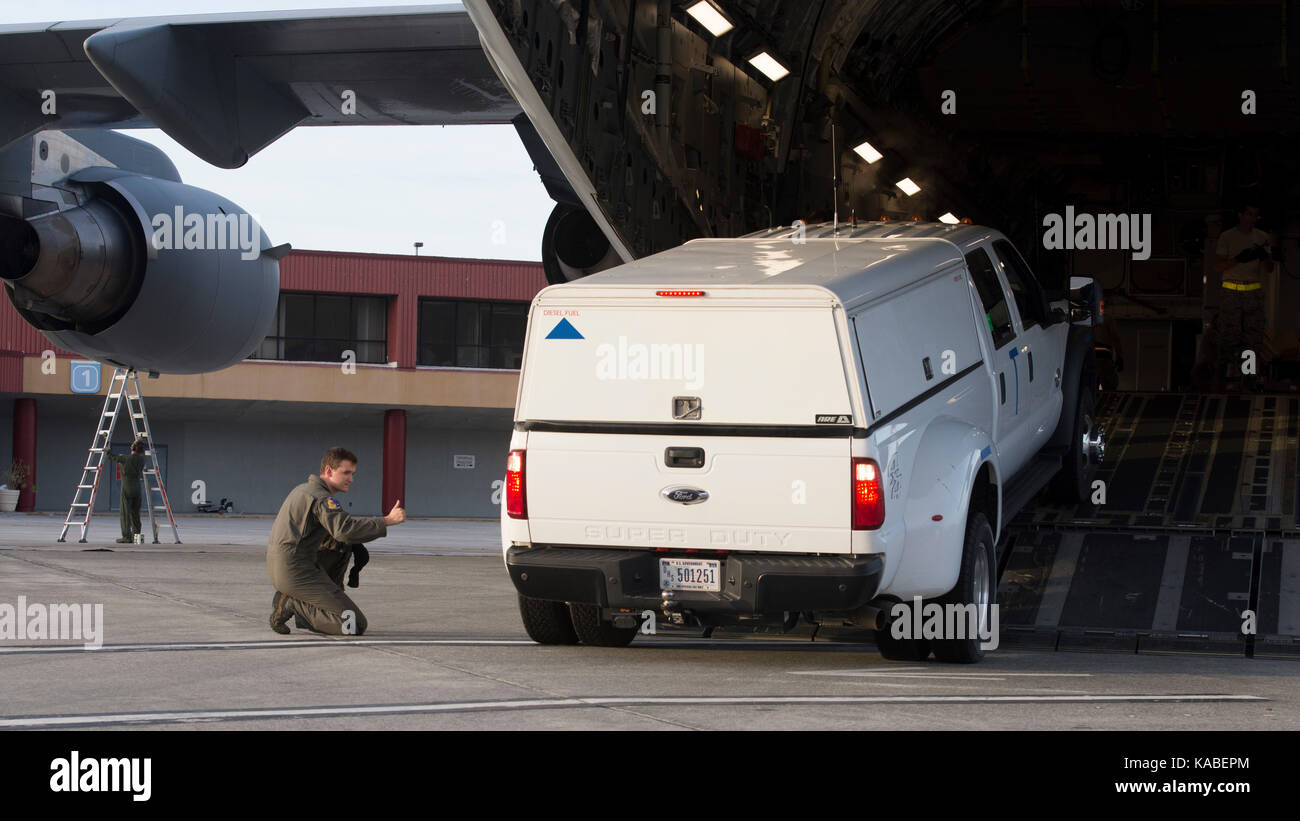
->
[12,1,552,261]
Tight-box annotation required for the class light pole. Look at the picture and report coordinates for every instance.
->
[413,242,424,256]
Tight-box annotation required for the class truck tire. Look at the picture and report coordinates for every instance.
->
[1050,385,1101,503]
[873,628,931,661]
[518,594,580,645]
[931,511,997,664]
[568,602,638,647]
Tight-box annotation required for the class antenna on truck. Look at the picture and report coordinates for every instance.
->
[831,120,839,234]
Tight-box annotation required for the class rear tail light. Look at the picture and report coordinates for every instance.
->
[656,289,705,297]
[852,457,884,529]
[506,450,527,519]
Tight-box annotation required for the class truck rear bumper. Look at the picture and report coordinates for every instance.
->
[506,545,884,615]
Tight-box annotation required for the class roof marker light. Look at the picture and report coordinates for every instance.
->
[686,1,734,36]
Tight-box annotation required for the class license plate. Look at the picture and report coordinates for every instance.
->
[659,558,721,592]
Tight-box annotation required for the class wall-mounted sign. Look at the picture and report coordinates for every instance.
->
[70,361,101,394]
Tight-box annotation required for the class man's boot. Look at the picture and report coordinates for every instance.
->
[270,591,294,635]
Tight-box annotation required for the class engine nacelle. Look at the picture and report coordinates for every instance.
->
[1,167,280,374]
[541,203,622,285]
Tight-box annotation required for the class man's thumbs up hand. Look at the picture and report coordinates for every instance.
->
[385,499,406,526]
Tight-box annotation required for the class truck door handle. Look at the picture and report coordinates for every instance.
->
[999,371,1006,404]
[1027,350,1034,382]
[665,447,705,468]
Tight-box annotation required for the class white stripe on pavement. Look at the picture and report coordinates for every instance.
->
[0,639,536,653]
[0,694,1266,728]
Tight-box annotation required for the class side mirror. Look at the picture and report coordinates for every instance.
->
[1068,276,1102,326]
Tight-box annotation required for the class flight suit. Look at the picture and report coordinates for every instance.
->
[105,451,144,541]
[292,540,355,632]
[267,475,386,635]
[1215,227,1271,386]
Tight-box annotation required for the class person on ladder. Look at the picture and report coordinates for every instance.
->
[105,439,146,543]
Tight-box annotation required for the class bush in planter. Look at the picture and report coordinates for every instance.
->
[4,458,36,492]
[0,459,34,512]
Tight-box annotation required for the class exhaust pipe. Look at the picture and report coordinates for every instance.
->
[846,601,891,631]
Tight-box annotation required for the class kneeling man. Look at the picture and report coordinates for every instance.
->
[267,447,405,635]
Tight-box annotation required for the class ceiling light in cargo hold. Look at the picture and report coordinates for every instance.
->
[686,1,734,36]
[748,52,789,81]
[852,141,883,164]
[939,212,960,224]
[895,177,921,196]
[657,290,705,297]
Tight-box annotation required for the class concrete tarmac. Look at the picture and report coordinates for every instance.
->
[0,514,1296,731]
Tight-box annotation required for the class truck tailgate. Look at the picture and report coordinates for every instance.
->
[524,431,852,554]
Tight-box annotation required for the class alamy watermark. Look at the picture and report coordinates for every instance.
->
[1042,207,1152,260]
[50,751,150,801]
[595,337,705,388]
[150,207,260,260]
[0,597,103,650]
[889,596,999,651]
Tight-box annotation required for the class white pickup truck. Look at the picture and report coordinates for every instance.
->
[501,221,1103,662]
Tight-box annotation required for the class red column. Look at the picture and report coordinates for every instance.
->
[382,409,406,513]
[12,398,36,511]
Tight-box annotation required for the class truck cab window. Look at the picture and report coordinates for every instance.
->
[993,239,1047,328]
[965,248,1016,349]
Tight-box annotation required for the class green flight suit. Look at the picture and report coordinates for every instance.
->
[105,451,144,540]
[293,541,354,632]
[266,475,386,635]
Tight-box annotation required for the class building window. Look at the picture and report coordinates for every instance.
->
[251,293,388,363]
[418,299,527,368]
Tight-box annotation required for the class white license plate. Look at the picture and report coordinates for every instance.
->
[659,558,721,592]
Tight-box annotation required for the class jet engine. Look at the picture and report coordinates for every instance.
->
[540,203,622,285]
[1,167,280,374]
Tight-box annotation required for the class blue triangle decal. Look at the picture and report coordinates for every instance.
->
[545,318,584,339]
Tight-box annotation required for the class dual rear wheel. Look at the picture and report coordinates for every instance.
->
[517,595,637,647]
[872,511,997,664]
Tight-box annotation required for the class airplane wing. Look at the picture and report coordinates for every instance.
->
[0,5,522,168]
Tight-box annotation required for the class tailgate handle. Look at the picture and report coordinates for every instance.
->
[665,447,705,468]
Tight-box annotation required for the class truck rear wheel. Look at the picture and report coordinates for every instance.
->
[518,594,579,645]
[931,511,997,664]
[568,602,638,647]
[872,628,931,661]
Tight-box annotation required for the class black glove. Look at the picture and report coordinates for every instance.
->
[1234,247,1259,263]
[347,544,370,588]
[1271,245,1285,263]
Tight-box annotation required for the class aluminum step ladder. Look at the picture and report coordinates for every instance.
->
[58,367,182,544]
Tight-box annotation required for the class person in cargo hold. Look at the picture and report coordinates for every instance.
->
[267,447,405,635]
